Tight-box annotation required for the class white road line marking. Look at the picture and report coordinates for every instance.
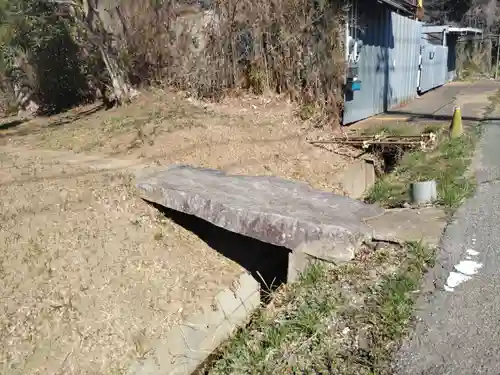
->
[454,260,483,276]
[444,242,483,292]
[446,271,472,289]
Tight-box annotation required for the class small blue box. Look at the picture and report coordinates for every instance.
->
[351,80,362,91]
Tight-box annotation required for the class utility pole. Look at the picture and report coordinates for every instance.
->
[495,34,500,79]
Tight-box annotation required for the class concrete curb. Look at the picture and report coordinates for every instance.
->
[128,272,260,375]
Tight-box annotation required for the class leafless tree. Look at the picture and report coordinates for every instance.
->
[462,0,500,32]
[425,0,500,32]
[51,0,138,106]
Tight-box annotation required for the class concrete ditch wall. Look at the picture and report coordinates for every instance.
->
[339,159,377,199]
[128,272,260,375]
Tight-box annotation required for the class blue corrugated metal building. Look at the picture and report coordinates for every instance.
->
[342,1,482,125]
[420,25,482,88]
[343,0,421,125]
[418,38,448,93]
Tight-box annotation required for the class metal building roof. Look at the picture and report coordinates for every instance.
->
[377,0,416,15]
[422,25,483,35]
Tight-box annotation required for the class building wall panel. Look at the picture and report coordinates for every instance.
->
[343,6,421,125]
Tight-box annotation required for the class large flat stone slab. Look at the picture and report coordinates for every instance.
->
[135,165,384,268]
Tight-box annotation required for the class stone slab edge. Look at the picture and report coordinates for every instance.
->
[128,272,260,375]
[135,166,383,269]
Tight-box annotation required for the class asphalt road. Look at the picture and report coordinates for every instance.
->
[393,118,500,374]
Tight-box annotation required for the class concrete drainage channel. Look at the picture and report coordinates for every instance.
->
[126,226,289,375]
[338,158,377,198]
[129,164,388,375]
[128,157,448,375]
[128,205,292,375]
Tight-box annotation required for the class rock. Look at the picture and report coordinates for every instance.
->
[135,165,384,265]
[339,159,377,199]
[365,207,447,247]
[357,326,373,351]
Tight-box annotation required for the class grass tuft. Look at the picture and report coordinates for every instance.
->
[365,129,479,208]
[203,242,435,375]
[359,122,444,137]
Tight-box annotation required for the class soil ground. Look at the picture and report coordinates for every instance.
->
[0,89,350,192]
[0,149,246,375]
[0,90,349,375]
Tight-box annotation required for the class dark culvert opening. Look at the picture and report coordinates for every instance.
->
[381,147,404,173]
[150,203,290,302]
[364,144,405,175]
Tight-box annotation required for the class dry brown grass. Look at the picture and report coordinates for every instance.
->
[119,0,345,126]
[456,38,493,80]
[0,149,244,375]
[1,0,345,126]
[0,89,350,193]
[0,88,352,374]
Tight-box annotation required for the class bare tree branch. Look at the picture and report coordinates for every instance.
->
[48,0,83,8]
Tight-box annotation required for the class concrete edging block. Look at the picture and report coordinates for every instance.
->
[128,272,260,375]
